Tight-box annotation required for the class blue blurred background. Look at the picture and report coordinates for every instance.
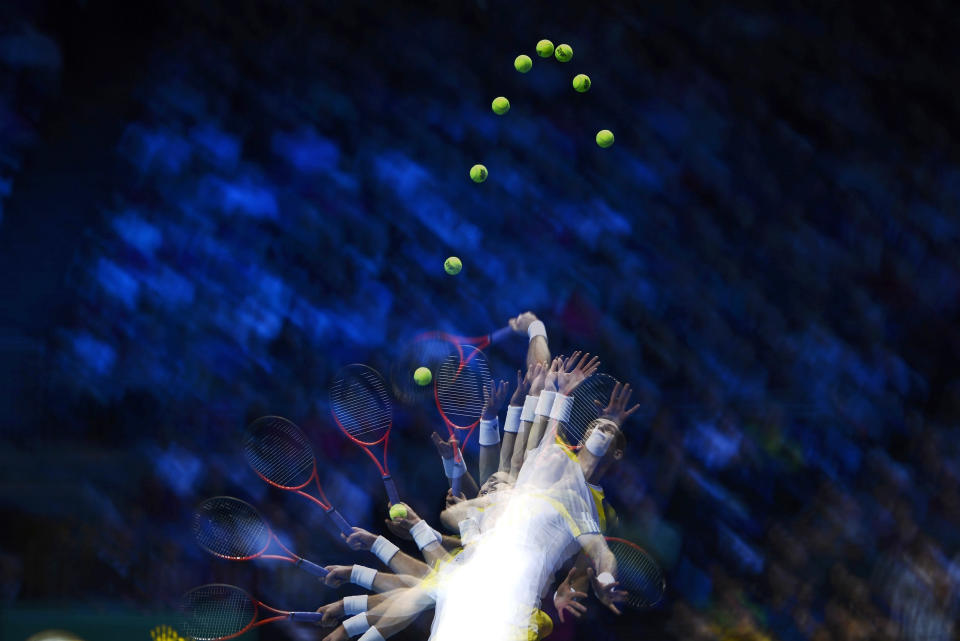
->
[1,0,959,640]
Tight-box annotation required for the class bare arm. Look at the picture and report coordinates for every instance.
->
[478,379,509,484]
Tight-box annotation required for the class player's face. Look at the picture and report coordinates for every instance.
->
[583,419,624,462]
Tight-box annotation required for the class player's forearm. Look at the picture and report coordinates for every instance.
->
[509,421,531,479]
[526,413,550,452]
[498,405,522,473]
[527,334,550,371]
[387,549,430,579]
[372,571,421,592]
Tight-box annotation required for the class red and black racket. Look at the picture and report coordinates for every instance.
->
[390,325,512,403]
[604,537,666,609]
[434,345,492,496]
[329,364,401,505]
[242,416,352,537]
[180,584,324,640]
[192,496,329,579]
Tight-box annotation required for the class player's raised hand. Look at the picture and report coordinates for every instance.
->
[482,379,510,420]
[588,567,626,615]
[314,601,344,627]
[529,361,549,396]
[557,351,601,396]
[553,566,589,623]
[343,527,378,551]
[508,311,538,334]
[509,367,534,405]
[430,431,456,458]
[594,382,641,427]
[445,487,467,508]
[322,565,353,588]
[543,357,564,393]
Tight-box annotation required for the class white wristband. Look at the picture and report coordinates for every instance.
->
[527,320,547,341]
[431,527,444,543]
[535,391,557,417]
[521,395,538,423]
[411,520,438,550]
[597,571,615,587]
[550,394,574,423]
[442,453,466,478]
[343,594,368,615]
[371,535,399,565]
[504,406,522,433]
[478,418,500,446]
[343,613,370,637]
[350,565,377,590]
[458,517,480,545]
[358,627,385,641]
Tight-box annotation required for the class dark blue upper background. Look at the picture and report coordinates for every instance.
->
[1,1,959,640]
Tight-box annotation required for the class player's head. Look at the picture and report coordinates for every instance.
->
[581,418,626,466]
[479,471,512,496]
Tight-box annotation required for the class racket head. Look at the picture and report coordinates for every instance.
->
[192,496,272,561]
[560,373,619,448]
[390,333,461,404]
[243,416,317,490]
[435,345,492,430]
[329,364,393,445]
[180,583,258,641]
[605,537,666,609]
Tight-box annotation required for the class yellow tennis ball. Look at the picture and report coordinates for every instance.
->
[414,366,432,386]
[572,74,591,92]
[444,256,462,275]
[596,129,615,148]
[555,44,573,62]
[536,39,554,58]
[470,163,488,183]
[492,96,510,115]
[514,55,532,73]
[389,503,408,519]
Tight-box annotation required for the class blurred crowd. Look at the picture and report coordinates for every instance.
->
[1,1,959,640]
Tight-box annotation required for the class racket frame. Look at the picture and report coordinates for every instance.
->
[181,584,324,641]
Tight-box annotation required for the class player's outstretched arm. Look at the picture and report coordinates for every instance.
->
[478,378,509,484]
[344,526,431,579]
[499,368,531,474]
[431,431,480,498]
[386,503,453,567]
[510,311,550,371]
[510,360,547,479]
[526,357,564,452]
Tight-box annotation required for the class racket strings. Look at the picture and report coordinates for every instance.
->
[181,585,257,640]
[607,541,665,608]
[436,351,490,424]
[330,368,392,440]
[562,374,618,446]
[244,418,315,487]
[193,498,271,559]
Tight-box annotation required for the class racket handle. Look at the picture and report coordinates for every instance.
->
[296,557,329,578]
[383,475,401,506]
[490,325,513,344]
[451,474,462,497]
[288,612,325,622]
[325,507,354,537]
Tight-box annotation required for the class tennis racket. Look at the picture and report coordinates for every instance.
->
[434,344,492,495]
[604,537,666,609]
[242,416,353,537]
[390,325,513,403]
[558,373,619,449]
[329,364,400,505]
[192,496,328,578]
[180,584,323,641]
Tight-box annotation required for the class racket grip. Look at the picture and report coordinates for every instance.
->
[451,474,462,497]
[325,507,354,537]
[490,325,513,344]
[289,612,325,622]
[296,557,329,578]
[383,475,401,506]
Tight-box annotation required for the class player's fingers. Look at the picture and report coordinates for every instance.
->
[624,403,642,418]
[571,601,588,613]
[565,566,577,581]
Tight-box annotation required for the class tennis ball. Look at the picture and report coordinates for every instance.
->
[469,164,487,183]
[573,74,591,92]
[389,503,408,520]
[596,129,615,148]
[514,54,533,73]
[444,256,462,275]
[555,44,573,62]
[414,366,432,386]
[536,39,554,58]
[491,96,510,115]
